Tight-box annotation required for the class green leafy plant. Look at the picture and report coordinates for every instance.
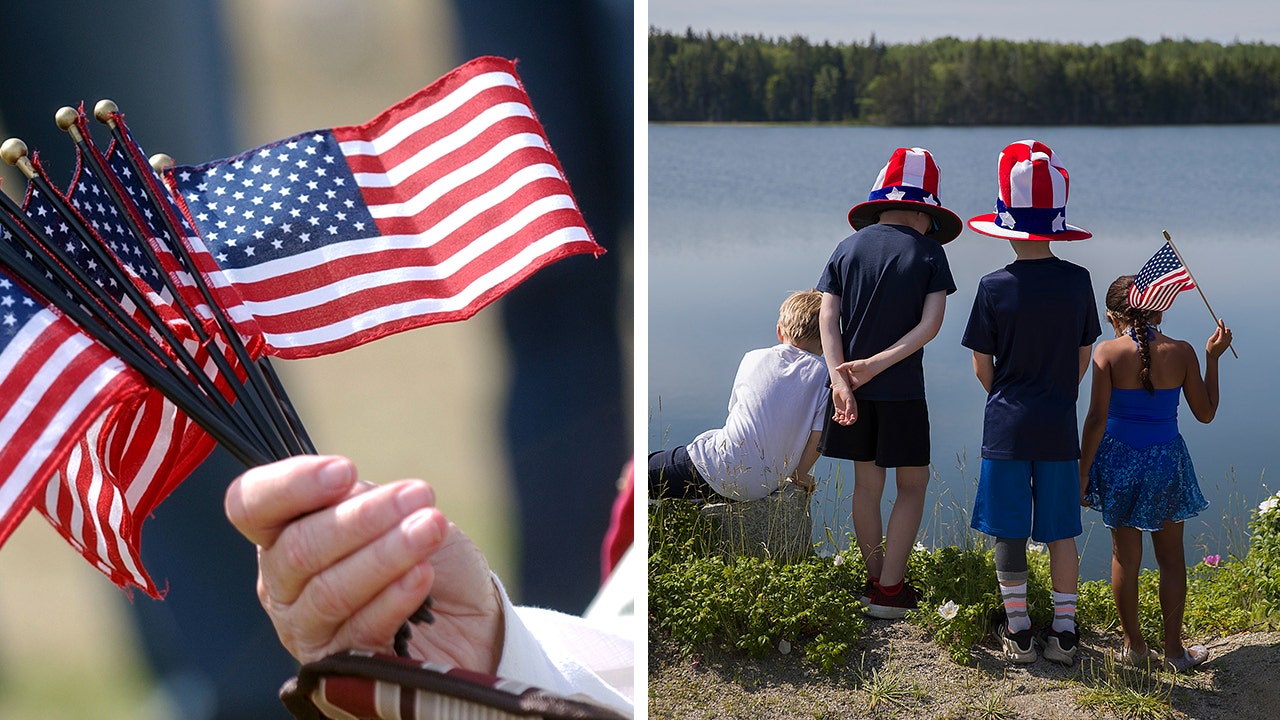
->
[649,480,1280,675]
[648,499,867,673]
[910,544,1001,665]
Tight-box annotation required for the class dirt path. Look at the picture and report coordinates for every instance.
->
[649,618,1280,719]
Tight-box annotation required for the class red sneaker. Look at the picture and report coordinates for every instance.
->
[857,576,878,607]
[866,582,920,619]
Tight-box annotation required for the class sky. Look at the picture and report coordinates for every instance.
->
[647,0,1280,46]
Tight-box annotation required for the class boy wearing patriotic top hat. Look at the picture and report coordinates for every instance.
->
[962,140,1102,665]
[816,147,959,619]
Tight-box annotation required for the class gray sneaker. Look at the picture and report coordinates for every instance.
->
[997,624,1037,664]
[1040,627,1078,666]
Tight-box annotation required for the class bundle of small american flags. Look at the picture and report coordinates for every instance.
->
[0,56,601,596]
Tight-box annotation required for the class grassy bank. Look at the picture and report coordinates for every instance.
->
[649,487,1280,717]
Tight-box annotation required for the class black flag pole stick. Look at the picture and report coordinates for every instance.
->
[0,191,269,466]
[1162,230,1237,359]
[1,138,267,450]
[0,239,268,467]
[95,101,315,455]
[56,106,301,458]
[0,138,279,458]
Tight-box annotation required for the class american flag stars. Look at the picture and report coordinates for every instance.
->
[176,134,376,270]
[0,276,40,334]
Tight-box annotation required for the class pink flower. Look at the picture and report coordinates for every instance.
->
[1203,554,1221,567]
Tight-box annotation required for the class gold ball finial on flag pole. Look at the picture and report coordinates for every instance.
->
[1,138,36,179]
[94,99,120,128]
[54,106,84,143]
[150,153,175,172]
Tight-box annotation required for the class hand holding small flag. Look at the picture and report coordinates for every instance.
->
[1131,231,1236,359]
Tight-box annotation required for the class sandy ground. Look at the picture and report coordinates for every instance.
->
[650,618,1280,719]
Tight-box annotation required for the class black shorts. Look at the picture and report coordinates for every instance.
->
[818,396,930,467]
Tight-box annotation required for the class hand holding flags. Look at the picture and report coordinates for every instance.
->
[0,56,603,597]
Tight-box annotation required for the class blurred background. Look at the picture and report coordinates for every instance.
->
[0,1,633,719]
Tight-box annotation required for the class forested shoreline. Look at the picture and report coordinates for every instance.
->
[648,28,1280,124]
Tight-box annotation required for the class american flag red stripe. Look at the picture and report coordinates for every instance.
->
[165,56,603,359]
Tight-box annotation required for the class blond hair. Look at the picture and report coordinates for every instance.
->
[778,290,822,345]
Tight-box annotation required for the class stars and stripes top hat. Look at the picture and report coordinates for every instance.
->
[967,139,1091,242]
[847,147,962,244]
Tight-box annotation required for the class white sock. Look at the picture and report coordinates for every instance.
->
[1052,590,1078,633]
[999,582,1031,633]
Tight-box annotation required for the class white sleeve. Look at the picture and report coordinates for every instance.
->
[492,574,634,718]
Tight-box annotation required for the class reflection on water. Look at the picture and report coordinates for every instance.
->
[649,124,1278,579]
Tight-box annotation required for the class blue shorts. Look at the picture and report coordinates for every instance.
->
[971,458,1083,543]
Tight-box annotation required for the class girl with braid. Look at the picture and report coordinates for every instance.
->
[1080,275,1232,672]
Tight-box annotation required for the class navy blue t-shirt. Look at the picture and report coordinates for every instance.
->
[816,223,956,400]
[961,257,1102,461]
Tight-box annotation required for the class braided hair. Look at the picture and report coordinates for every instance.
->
[1105,275,1156,394]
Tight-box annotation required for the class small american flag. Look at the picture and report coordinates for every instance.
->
[1128,241,1196,312]
[0,269,143,551]
[164,56,603,359]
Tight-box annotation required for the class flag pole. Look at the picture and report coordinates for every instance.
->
[0,182,269,466]
[1162,230,1237,359]
[92,100,315,455]
[0,238,268,467]
[56,105,300,458]
[0,137,276,456]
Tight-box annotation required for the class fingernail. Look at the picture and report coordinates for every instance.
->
[395,483,432,514]
[318,458,351,491]
[402,508,440,546]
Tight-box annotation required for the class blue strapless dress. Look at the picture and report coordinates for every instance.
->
[1084,388,1208,531]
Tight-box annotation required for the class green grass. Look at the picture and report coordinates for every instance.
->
[649,481,1280,717]
[1076,652,1177,720]
[858,660,915,713]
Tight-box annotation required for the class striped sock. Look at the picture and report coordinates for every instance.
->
[999,581,1031,633]
[1052,591,1078,633]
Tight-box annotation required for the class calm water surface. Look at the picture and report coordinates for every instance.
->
[648,124,1280,579]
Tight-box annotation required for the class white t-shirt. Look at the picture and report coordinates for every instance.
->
[686,343,830,501]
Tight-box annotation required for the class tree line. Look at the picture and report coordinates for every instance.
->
[648,29,1280,124]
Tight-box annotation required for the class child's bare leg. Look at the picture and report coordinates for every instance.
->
[1047,536,1080,594]
[1111,526,1146,652]
[1150,521,1187,657]
[852,461,887,580]
[879,465,929,586]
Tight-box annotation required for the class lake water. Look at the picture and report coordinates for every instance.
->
[648,123,1280,579]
